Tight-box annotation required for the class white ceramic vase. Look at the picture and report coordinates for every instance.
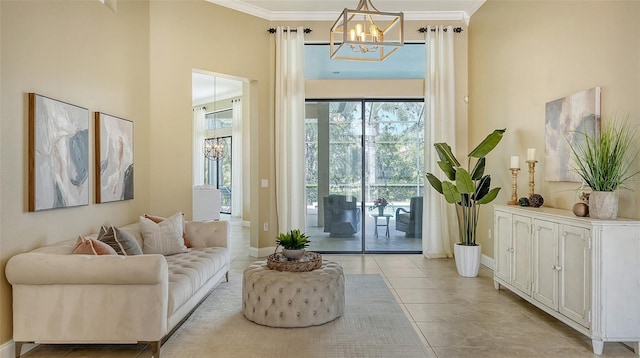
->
[282,249,305,260]
[589,191,619,219]
[454,243,482,278]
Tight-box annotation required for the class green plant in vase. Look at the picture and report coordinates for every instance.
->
[566,117,640,219]
[426,129,505,277]
[276,229,311,260]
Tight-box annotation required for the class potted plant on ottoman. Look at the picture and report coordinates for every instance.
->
[276,229,311,260]
[426,129,505,277]
[567,117,639,219]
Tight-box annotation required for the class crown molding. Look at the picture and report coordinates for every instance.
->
[269,10,471,22]
[465,0,486,24]
[206,0,272,20]
[403,11,469,22]
[207,0,484,22]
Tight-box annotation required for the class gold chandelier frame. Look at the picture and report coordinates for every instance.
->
[330,0,404,61]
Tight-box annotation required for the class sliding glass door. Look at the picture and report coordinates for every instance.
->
[305,99,424,254]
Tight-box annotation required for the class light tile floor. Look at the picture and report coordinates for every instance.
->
[21,217,638,357]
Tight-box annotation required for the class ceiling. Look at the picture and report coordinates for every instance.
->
[192,73,244,107]
[207,0,486,22]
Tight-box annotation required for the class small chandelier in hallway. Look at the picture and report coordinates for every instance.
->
[204,77,226,161]
[330,0,404,61]
[204,137,226,161]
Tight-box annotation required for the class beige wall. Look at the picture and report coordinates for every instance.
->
[469,0,640,257]
[0,0,151,345]
[149,2,270,251]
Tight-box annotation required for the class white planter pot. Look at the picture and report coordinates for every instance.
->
[454,243,482,278]
[589,191,619,219]
[282,249,305,260]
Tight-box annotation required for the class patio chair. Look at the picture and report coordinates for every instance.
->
[395,196,423,238]
[323,195,361,238]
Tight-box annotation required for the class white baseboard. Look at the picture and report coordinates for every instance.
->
[481,254,495,270]
[0,341,11,358]
[1,340,36,358]
[248,246,277,258]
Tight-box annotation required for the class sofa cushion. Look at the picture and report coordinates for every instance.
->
[72,236,118,255]
[165,247,228,315]
[144,213,193,248]
[140,213,187,255]
[98,225,143,256]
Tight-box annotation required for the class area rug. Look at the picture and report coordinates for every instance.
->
[161,274,431,358]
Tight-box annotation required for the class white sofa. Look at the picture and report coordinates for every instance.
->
[5,219,230,358]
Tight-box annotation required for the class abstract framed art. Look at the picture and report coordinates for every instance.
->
[95,112,134,203]
[544,87,601,182]
[28,93,90,211]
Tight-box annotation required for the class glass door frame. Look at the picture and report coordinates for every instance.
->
[204,135,232,214]
[306,98,424,255]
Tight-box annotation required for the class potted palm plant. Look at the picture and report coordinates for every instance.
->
[275,229,311,260]
[426,129,505,277]
[566,117,639,219]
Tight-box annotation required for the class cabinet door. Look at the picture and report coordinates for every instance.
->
[533,219,558,310]
[512,215,532,295]
[494,210,512,284]
[559,225,590,328]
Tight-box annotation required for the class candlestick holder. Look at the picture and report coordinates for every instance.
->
[526,160,538,196]
[508,168,520,205]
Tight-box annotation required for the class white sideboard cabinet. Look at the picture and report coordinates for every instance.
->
[493,205,640,355]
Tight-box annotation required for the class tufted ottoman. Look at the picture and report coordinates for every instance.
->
[242,260,344,327]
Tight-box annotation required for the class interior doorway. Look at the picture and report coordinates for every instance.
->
[192,71,244,218]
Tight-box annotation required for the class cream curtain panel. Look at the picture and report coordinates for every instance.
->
[231,99,243,218]
[423,25,456,258]
[192,107,206,186]
[275,26,306,232]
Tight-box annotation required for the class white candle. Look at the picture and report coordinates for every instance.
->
[527,148,536,161]
[510,156,520,169]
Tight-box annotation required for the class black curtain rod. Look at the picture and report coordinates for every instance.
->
[267,28,312,34]
[417,27,463,33]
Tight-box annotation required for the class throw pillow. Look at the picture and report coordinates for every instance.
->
[72,236,118,255]
[144,212,193,248]
[98,225,143,256]
[140,212,188,255]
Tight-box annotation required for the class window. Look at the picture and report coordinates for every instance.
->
[204,110,233,214]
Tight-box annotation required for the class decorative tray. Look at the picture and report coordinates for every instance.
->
[267,252,322,272]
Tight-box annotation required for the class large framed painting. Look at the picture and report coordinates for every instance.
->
[544,87,601,182]
[29,93,89,212]
[95,112,134,203]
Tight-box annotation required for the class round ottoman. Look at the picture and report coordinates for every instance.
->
[242,260,344,327]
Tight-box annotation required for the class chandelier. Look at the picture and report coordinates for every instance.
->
[204,77,226,161]
[330,0,404,61]
[204,137,226,161]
